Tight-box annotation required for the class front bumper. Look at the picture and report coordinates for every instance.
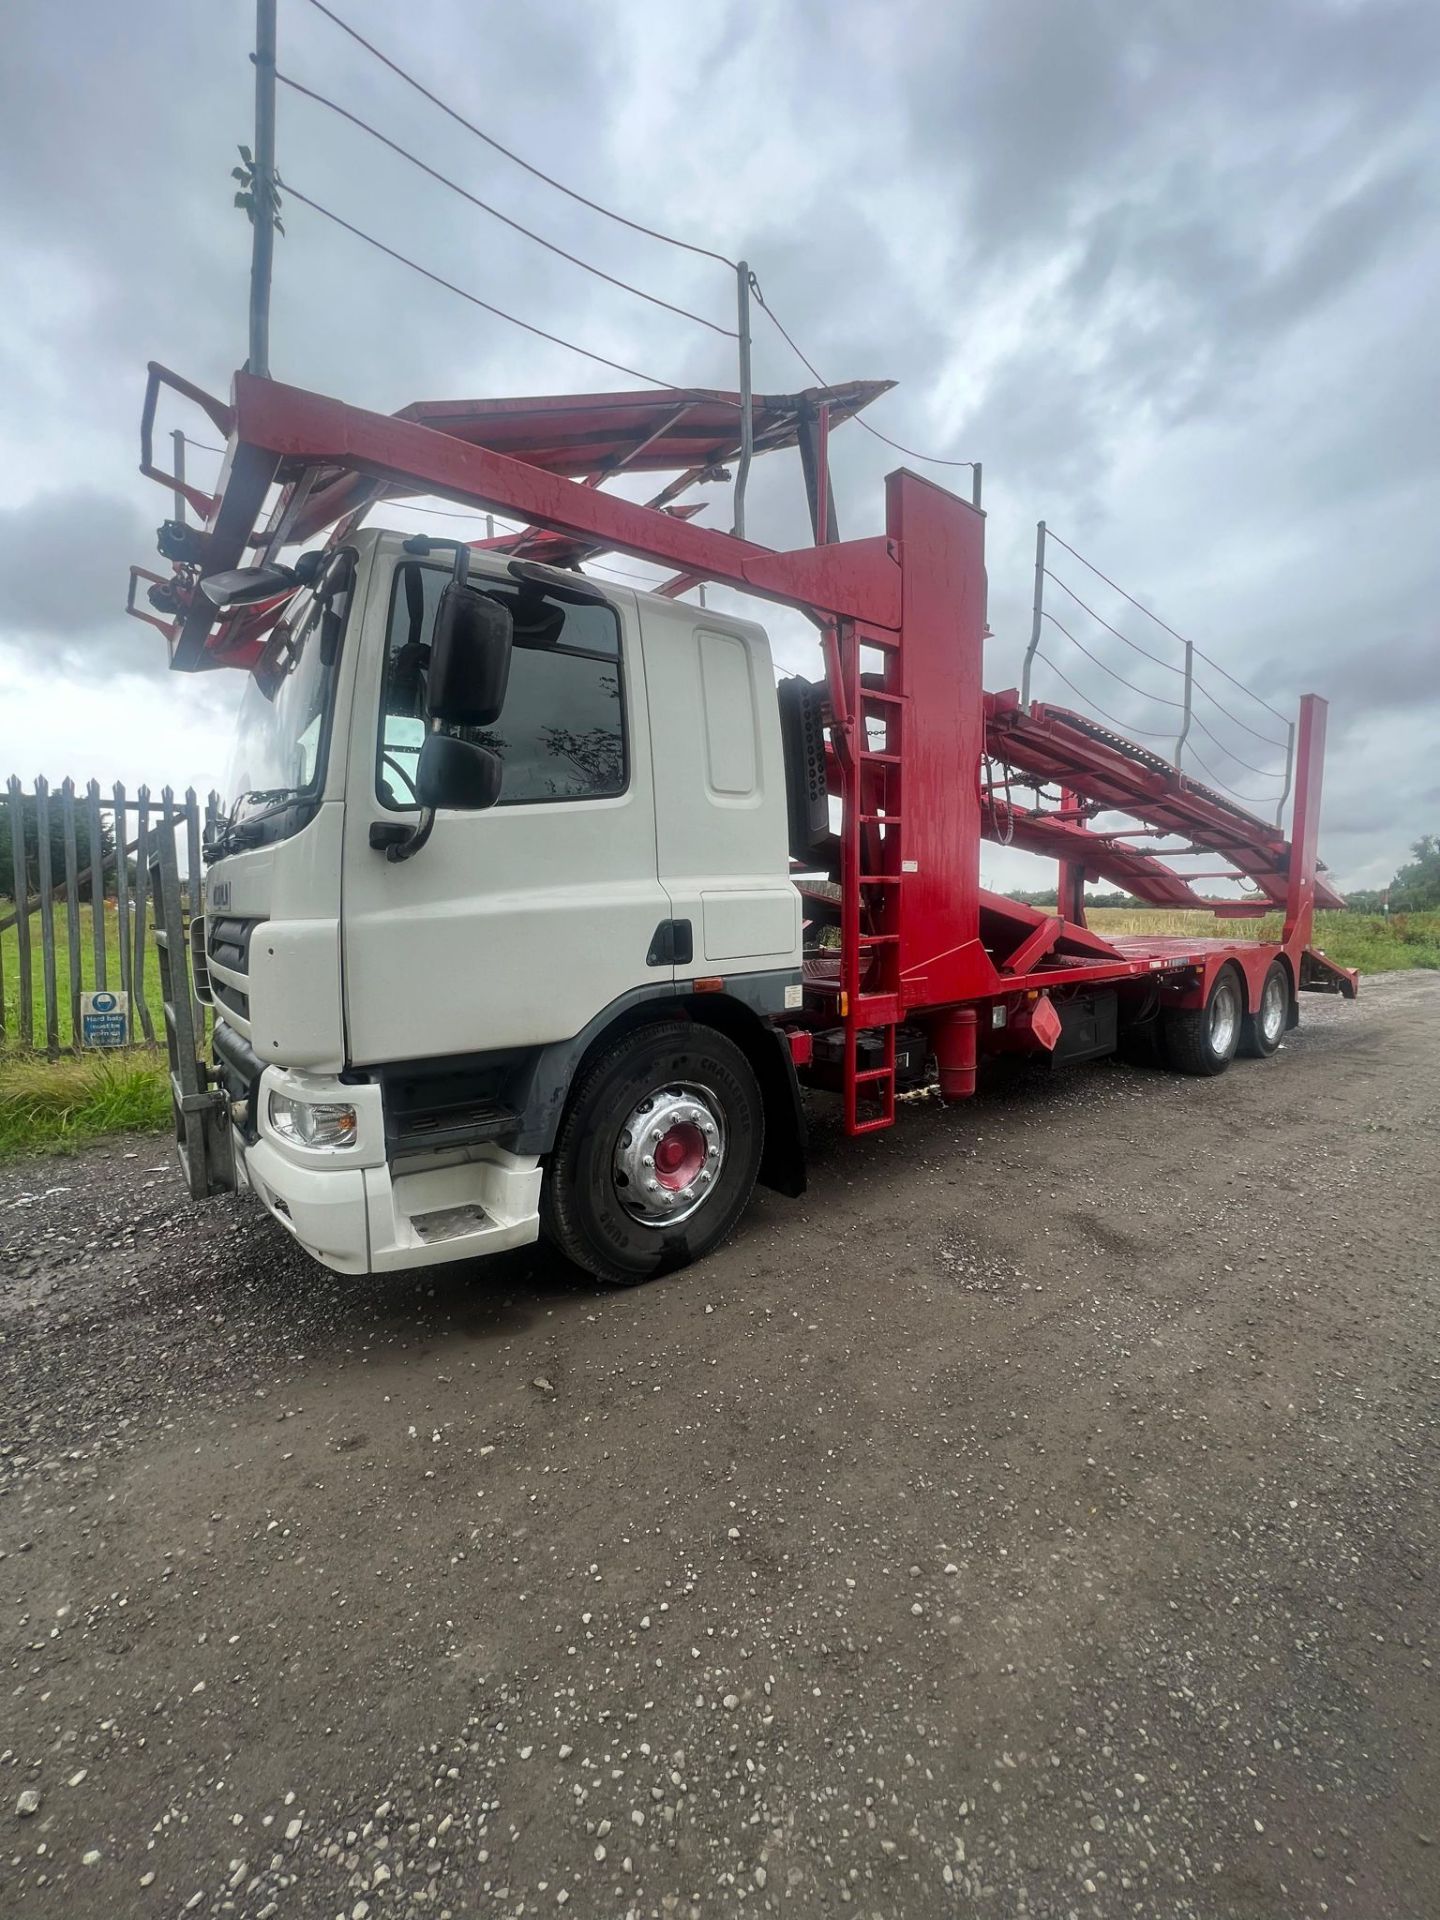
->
[233,1067,541,1274]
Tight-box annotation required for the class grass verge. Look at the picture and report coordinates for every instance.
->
[1084,908,1440,973]
[0,1050,172,1162]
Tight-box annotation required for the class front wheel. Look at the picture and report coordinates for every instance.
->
[1162,965,1244,1077]
[541,1021,764,1285]
[1240,960,1289,1059]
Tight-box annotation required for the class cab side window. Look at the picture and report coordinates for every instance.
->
[378,565,627,808]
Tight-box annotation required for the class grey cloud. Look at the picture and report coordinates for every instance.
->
[0,489,170,671]
[0,0,1437,885]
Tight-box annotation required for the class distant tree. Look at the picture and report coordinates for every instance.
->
[1000,887,1144,909]
[0,799,116,904]
[1389,833,1440,912]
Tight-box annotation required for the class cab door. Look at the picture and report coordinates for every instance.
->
[639,596,801,976]
[341,562,672,1066]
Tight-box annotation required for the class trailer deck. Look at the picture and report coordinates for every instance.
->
[130,362,1356,1140]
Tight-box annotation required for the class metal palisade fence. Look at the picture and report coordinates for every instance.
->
[1,776,223,1056]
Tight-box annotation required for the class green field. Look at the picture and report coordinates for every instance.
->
[1083,907,1440,974]
[1,900,177,1158]
[1,900,171,1050]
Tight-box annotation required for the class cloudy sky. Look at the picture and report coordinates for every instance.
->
[1,0,1436,890]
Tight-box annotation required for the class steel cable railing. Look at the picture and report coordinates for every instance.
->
[1021,521,1298,825]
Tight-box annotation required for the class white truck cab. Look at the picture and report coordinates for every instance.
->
[199,529,805,1282]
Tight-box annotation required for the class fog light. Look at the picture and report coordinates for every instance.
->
[268,1091,358,1150]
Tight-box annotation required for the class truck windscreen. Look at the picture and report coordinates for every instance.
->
[227,588,335,825]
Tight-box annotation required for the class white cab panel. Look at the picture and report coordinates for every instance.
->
[639,600,799,973]
[341,571,670,1063]
[204,801,346,1071]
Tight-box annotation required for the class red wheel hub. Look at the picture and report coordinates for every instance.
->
[652,1122,706,1190]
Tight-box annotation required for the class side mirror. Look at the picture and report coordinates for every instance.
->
[426,582,513,726]
[199,562,297,608]
[415,732,502,812]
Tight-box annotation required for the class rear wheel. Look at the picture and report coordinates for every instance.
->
[1162,965,1244,1077]
[1241,960,1289,1059]
[541,1021,764,1285]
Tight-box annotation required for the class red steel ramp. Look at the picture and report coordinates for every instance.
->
[983,692,1345,912]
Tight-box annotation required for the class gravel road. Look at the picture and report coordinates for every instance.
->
[3,971,1438,1920]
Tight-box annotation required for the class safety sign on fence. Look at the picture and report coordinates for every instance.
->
[80,990,130,1048]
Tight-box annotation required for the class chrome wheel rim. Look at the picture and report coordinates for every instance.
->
[1260,972,1286,1045]
[613,1083,725,1228]
[1209,979,1241,1057]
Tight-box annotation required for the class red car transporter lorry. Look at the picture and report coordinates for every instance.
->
[129,362,1357,1283]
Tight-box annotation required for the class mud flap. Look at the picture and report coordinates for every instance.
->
[147,835,234,1198]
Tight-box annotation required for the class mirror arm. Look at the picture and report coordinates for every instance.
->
[368,805,435,861]
[371,716,442,862]
[384,807,436,864]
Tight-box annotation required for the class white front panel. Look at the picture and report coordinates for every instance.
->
[640,600,799,973]
[341,570,670,1064]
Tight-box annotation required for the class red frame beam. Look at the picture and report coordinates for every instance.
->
[230,374,902,629]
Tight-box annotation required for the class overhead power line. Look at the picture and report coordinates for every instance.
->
[750,281,975,470]
[275,70,735,338]
[297,0,975,473]
[300,0,735,267]
[286,184,743,406]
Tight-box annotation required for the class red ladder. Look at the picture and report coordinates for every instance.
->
[833,619,905,1135]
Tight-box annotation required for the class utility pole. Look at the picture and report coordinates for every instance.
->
[248,0,278,377]
[732,261,753,539]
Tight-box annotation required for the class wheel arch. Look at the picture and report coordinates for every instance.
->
[680,993,807,1199]
[515,977,807,1197]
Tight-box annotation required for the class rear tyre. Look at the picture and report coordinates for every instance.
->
[1162,965,1244,1077]
[1240,960,1289,1059]
[541,1021,764,1286]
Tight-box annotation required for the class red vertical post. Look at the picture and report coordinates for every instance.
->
[1058,785,1087,926]
[886,471,988,1006]
[1283,693,1327,949]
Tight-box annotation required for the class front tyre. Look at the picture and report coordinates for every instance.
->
[541,1021,764,1285]
[1162,964,1244,1077]
[1240,959,1289,1059]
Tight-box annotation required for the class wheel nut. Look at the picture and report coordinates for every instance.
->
[647,1179,659,1192]
[641,1154,654,1169]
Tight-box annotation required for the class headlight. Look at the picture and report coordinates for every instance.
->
[267,1091,358,1150]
